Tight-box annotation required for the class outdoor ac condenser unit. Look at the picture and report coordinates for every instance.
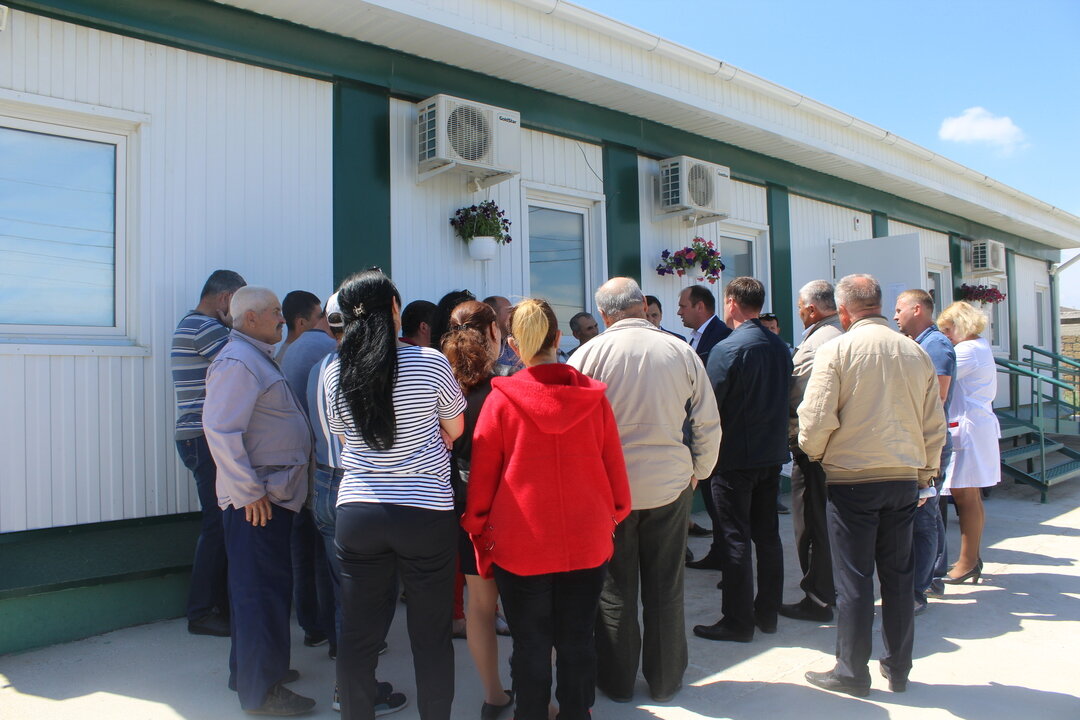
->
[656,156,732,223]
[416,94,521,188]
[969,239,1006,276]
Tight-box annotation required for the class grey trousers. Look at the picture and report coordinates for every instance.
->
[595,484,692,699]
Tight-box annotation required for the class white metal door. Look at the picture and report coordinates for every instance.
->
[832,233,922,319]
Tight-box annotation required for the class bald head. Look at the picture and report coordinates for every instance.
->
[595,277,646,325]
[835,274,882,330]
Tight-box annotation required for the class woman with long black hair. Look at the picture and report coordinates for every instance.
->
[323,269,466,720]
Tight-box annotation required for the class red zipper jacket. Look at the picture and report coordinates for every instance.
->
[461,362,631,578]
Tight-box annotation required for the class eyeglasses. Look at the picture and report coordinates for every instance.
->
[759,312,778,321]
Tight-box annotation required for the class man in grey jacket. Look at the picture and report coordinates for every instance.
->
[780,280,843,623]
[569,277,720,704]
[204,286,316,716]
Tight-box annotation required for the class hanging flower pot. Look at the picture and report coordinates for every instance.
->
[656,237,726,284]
[467,235,498,261]
[450,200,512,262]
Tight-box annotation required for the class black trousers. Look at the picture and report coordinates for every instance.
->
[791,452,835,605]
[697,477,722,559]
[596,485,692,700]
[494,563,607,720]
[222,505,295,710]
[827,481,918,685]
[336,502,457,720]
[712,466,784,633]
[177,436,229,621]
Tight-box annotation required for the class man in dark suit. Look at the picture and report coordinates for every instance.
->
[677,285,731,364]
[693,277,793,643]
[677,284,732,568]
[645,295,685,341]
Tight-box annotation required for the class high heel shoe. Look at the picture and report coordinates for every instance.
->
[942,559,983,585]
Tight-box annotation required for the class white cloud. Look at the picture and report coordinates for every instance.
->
[938,107,1026,154]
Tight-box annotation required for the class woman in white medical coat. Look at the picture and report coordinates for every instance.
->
[937,301,1000,585]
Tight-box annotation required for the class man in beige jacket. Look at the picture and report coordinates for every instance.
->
[781,280,843,623]
[798,274,945,698]
[569,277,720,705]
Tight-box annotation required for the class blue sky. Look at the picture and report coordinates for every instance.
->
[577,0,1080,306]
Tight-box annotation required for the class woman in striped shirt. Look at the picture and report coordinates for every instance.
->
[324,269,466,720]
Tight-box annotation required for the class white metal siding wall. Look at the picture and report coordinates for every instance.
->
[1009,255,1052,402]
[0,11,333,532]
[389,97,603,307]
[637,155,768,335]
[888,220,951,265]
[788,194,872,337]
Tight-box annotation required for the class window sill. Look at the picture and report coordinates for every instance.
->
[0,341,151,357]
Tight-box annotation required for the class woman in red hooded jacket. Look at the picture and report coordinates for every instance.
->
[462,298,630,720]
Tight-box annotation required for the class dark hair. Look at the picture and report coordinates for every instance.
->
[431,289,475,349]
[569,311,593,332]
[334,270,402,450]
[282,290,322,331]
[199,269,246,299]
[442,300,497,394]
[684,285,716,314]
[645,295,662,312]
[725,277,766,312]
[401,300,437,338]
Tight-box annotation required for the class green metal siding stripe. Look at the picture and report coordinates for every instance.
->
[871,211,889,238]
[0,573,189,655]
[334,83,391,284]
[1006,249,1020,403]
[10,0,1062,263]
[766,184,794,346]
[602,144,641,281]
[949,233,965,295]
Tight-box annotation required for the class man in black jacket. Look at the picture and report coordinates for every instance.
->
[693,277,793,643]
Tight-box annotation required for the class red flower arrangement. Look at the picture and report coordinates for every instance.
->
[656,237,726,284]
[958,283,1006,305]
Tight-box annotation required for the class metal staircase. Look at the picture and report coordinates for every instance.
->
[994,349,1080,503]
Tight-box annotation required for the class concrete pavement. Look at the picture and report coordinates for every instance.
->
[2,476,1079,720]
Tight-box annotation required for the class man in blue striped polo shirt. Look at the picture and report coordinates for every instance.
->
[171,269,246,637]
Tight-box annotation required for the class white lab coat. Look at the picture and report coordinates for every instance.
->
[942,337,1001,492]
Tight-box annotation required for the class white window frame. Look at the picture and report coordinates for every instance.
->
[0,90,146,353]
[925,259,953,312]
[521,184,606,347]
[1035,283,1050,348]
[988,276,1009,353]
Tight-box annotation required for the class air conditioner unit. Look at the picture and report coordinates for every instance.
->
[416,94,521,188]
[969,239,1006,276]
[655,156,731,224]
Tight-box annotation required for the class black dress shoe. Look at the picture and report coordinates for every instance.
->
[188,612,231,637]
[688,522,712,537]
[755,618,777,634]
[778,597,833,622]
[879,665,907,692]
[480,690,514,720]
[804,670,869,697]
[686,555,723,570]
[686,547,694,563]
[303,631,328,647]
[693,621,752,643]
[245,683,316,716]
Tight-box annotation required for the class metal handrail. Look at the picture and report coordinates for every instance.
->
[1023,344,1080,370]
[995,358,1073,391]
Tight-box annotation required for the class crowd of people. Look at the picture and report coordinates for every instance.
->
[170,267,1003,717]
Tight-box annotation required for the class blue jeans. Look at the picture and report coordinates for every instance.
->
[177,435,228,621]
[312,467,343,645]
[912,493,939,604]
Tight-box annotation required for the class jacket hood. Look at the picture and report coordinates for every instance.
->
[491,363,608,434]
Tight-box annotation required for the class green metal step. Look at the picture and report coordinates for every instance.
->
[1038,460,1080,485]
[1000,441,1065,464]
